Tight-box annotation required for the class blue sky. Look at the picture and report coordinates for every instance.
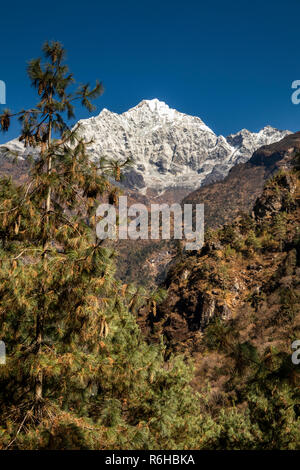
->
[1,0,300,143]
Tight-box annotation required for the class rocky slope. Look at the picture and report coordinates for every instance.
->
[136,163,300,449]
[139,161,300,357]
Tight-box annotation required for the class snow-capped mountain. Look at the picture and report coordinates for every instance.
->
[0,99,291,191]
[0,138,37,160]
[77,99,291,190]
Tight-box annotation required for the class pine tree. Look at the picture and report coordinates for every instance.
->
[0,42,211,451]
[0,41,119,446]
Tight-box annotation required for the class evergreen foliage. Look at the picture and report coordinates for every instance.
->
[0,42,207,450]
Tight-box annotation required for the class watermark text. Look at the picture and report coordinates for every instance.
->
[96,197,204,251]
[0,80,6,105]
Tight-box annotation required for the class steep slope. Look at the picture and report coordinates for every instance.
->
[139,163,300,355]
[136,162,300,450]
[115,132,300,287]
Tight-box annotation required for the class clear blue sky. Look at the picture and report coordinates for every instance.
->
[1,0,300,143]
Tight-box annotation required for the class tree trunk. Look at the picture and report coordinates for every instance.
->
[46,118,52,217]
[35,113,52,406]
[34,313,43,403]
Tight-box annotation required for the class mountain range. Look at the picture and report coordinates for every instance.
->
[75,99,291,191]
[0,99,290,194]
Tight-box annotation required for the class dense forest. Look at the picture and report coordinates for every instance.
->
[0,43,299,450]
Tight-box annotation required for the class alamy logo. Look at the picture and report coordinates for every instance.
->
[0,341,6,365]
[96,196,204,251]
[291,340,300,365]
[291,80,300,105]
[0,80,6,105]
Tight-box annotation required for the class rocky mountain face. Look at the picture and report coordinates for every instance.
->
[138,160,300,356]
[182,131,300,230]
[76,99,291,191]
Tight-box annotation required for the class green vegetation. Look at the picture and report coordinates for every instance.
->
[204,320,300,449]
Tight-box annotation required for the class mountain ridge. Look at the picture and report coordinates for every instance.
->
[76,99,291,191]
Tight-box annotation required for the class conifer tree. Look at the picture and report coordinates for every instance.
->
[0,41,120,443]
[0,42,210,451]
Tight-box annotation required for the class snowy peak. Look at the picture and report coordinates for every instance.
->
[76,99,291,190]
[125,99,179,125]
[110,99,211,132]
[225,126,291,168]
[134,98,171,113]
[128,99,177,117]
